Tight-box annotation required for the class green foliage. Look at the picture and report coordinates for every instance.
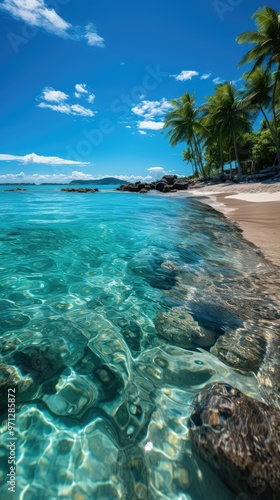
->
[252,129,278,168]
[164,6,280,177]
[238,132,256,162]
[237,6,280,164]
[236,6,280,71]
[164,93,206,177]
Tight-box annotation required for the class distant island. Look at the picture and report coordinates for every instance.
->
[69,177,129,185]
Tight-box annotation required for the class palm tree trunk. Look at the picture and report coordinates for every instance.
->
[193,135,206,178]
[260,106,274,134]
[219,132,224,174]
[229,149,233,180]
[272,78,280,166]
[232,128,242,178]
[190,144,198,177]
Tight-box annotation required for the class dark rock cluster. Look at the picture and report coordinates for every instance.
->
[116,175,189,193]
[189,383,280,500]
[61,188,99,193]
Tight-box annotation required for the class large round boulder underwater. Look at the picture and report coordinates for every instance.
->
[188,383,280,499]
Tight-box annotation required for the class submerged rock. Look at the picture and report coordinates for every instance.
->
[210,327,266,372]
[155,308,218,348]
[43,372,98,418]
[189,383,280,499]
[116,445,149,499]
[0,364,37,412]
[128,256,178,291]
[258,332,280,408]
[4,188,27,192]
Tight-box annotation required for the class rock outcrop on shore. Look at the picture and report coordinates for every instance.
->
[116,165,280,194]
[116,175,190,193]
[189,383,280,500]
[61,188,99,193]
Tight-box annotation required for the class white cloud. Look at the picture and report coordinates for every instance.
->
[75,83,88,94]
[41,87,68,103]
[85,25,105,48]
[139,130,147,135]
[0,0,70,34]
[213,77,224,85]
[170,70,199,81]
[88,93,96,104]
[115,174,153,182]
[37,102,94,117]
[125,125,132,129]
[0,170,156,184]
[201,73,211,80]
[70,104,94,117]
[138,121,164,131]
[0,153,90,166]
[0,171,92,183]
[37,84,95,117]
[132,98,173,120]
[147,167,165,179]
[0,1,105,47]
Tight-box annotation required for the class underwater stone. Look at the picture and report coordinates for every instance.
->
[120,320,142,354]
[0,334,20,354]
[43,374,98,418]
[11,343,66,381]
[189,383,280,500]
[188,299,243,333]
[211,328,266,372]
[155,308,217,348]
[258,331,280,407]
[0,311,30,334]
[26,318,88,366]
[128,255,178,291]
[0,364,36,412]
[116,445,149,499]
[74,347,125,402]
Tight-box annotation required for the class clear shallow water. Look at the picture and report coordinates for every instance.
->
[0,186,279,499]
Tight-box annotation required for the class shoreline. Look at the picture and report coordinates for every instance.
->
[154,181,280,268]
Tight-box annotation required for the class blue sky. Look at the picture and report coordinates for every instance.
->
[0,0,279,183]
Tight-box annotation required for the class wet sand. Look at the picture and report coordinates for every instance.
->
[156,182,280,267]
[210,193,280,267]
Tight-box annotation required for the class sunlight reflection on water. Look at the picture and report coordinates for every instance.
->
[0,188,279,499]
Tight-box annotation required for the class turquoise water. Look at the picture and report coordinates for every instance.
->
[0,186,279,499]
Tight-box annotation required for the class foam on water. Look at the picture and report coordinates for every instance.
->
[0,187,279,499]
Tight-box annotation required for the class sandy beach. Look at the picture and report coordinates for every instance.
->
[160,181,280,268]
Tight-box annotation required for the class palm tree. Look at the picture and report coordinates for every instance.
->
[182,148,198,177]
[241,67,273,130]
[202,82,252,177]
[236,6,280,165]
[163,92,206,178]
[200,94,226,175]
